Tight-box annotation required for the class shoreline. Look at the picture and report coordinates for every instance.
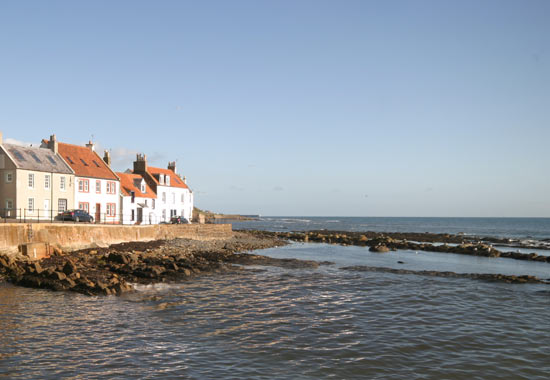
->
[2,229,550,296]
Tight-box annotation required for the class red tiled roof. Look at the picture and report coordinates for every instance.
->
[147,166,189,189]
[117,172,156,198]
[44,140,119,180]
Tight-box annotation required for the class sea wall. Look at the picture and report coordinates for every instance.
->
[0,223,233,255]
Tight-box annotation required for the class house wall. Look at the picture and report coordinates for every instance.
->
[74,177,119,223]
[120,196,157,225]
[157,185,193,222]
[0,149,17,217]
[13,169,75,220]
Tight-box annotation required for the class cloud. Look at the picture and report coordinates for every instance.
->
[273,186,284,192]
[4,138,37,147]
[94,142,166,171]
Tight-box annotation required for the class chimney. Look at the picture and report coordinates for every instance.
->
[48,134,58,154]
[133,153,147,174]
[183,176,186,184]
[168,161,176,173]
[85,140,95,151]
[103,150,111,167]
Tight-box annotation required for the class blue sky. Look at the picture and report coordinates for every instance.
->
[1,0,548,217]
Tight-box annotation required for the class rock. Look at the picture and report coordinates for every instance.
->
[369,245,390,253]
[51,271,67,281]
[107,252,131,265]
[33,262,44,274]
[62,260,78,275]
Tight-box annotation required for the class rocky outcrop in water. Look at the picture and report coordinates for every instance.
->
[0,232,300,296]
[244,230,550,263]
[342,265,550,284]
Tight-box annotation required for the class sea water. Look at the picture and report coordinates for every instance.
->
[1,217,550,379]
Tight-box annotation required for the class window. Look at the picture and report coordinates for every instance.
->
[28,173,34,188]
[5,172,13,183]
[181,194,184,203]
[166,176,170,186]
[162,192,166,203]
[145,199,148,207]
[66,156,74,164]
[28,198,34,212]
[78,202,89,213]
[131,191,135,203]
[152,199,155,209]
[58,199,67,212]
[141,183,145,193]
[30,152,42,163]
[47,156,56,165]
[106,203,116,217]
[45,174,51,189]
[131,210,135,221]
[60,176,66,191]
[14,151,25,161]
[162,209,166,221]
[159,174,164,185]
[78,179,89,192]
[96,180,101,193]
[92,160,101,167]
[80,158,89,166]
[106,181,116,194]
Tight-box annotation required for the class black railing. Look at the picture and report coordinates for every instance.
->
[0,208,189,225]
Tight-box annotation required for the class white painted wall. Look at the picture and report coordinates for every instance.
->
[120,195,157,225]
[74,177,120,223]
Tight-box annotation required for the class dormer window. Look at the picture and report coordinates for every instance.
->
[159,174,164,185]
[141,181,146,193]
[166,176,170,186]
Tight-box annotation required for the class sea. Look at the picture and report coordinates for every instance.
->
[1,217,550,379]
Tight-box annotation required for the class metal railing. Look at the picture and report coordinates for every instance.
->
[0,208,189,225]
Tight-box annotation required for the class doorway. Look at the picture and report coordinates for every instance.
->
[95,203,101,223]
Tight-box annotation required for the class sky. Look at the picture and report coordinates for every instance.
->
[0,0,548,217]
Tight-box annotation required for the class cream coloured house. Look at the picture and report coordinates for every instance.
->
[0,132,75,220]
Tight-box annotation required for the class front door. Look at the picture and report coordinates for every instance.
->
[137,208,143,224]
[44,199,50,220]
[95,203,101,223]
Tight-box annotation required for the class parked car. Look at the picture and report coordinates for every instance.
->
[58,209,94,223]
[170,216,189,224]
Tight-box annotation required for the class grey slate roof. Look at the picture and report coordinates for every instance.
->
[2,144,74,174]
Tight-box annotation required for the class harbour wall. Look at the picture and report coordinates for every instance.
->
[0,223,233,255]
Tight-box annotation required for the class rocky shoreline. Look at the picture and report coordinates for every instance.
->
[242,230,550,263]
[0,232,322,296]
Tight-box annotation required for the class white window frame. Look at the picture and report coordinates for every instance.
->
[60,176,66,191]
[166,176,170,186]
[45,174,51,190]
[28,198,34,212]
[162,192,166,203]
[28,173,34,189]
[5,172,13,183]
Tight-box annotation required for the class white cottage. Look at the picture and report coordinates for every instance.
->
[117,172,156,224]
[132,154,193,223]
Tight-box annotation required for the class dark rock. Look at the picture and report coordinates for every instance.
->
[62,260,78,275]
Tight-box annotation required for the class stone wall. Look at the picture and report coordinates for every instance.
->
[0,223,233,255]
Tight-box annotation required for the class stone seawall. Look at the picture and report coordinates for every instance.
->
[0,223,233,255]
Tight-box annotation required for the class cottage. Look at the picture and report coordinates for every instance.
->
[41,135,120,223]
[0,132,75,220]
[132,154,193,223]
[117,172,156,224]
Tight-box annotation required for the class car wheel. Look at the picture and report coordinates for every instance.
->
[90,217,94,223]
